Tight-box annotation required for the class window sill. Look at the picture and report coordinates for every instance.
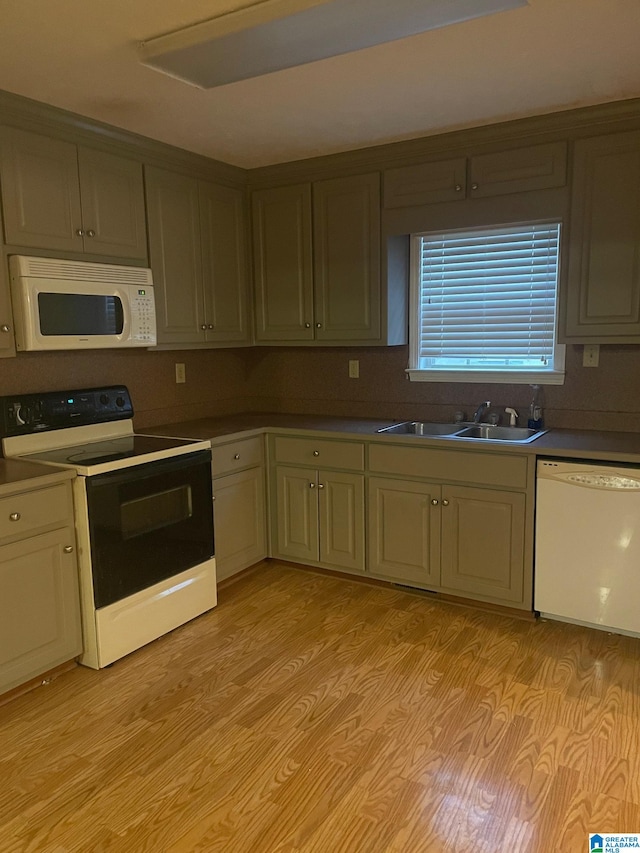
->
[406,369,565,385]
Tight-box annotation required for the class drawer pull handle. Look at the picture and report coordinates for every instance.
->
[430,499,439,506]
[234,453,240,460]
[63,546,74,553]
[9,512,21,521]
[442,499,450,507]
[313,450,320,457]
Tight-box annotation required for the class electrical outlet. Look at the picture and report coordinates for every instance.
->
[348,359,360,379]
[175,363,186,384]
[583,344,600,368]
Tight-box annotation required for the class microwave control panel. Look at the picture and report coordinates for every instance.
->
[0,386,132,436]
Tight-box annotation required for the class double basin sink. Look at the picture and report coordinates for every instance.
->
[377,421,547,444]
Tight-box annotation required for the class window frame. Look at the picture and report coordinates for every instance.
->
[407,219,566,385]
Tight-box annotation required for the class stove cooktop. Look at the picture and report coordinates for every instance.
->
[23,434,201,468]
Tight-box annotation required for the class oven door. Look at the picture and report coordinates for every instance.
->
[85,449,214,608]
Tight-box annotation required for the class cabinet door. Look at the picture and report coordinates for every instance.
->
[564,131,640,341]
[252,184,314,341]
[200,182,249,343]
[274,466,318,562]
[145,166,205,344]
[0,243,15,358]
[313,173,381,342]
[77,147,147,260]
[440,485,525,605]
[0,126,83,252]
[213,467,266,581]
[368,476,440,587]
[318,470,365,572]
[383,158,466,207]
[468,142,567,198]
[0,527,81,695]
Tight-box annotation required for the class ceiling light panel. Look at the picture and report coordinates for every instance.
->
[139,0,529,88]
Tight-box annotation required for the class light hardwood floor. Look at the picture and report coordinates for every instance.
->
[1,562,639,852]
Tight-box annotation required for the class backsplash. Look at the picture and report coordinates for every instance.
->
[0,341,638,433]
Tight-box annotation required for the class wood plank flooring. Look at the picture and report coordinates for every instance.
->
[1,561,639,852]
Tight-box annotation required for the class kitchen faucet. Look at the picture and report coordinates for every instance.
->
[473,401,491,423]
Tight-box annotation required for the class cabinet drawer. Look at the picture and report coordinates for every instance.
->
[369,443,527,489]
[273,436,365,470]
[0,483,73,541]
[212,436,263,478]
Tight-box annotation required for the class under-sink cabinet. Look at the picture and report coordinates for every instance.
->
[211,435,267,581]
[270,435,366,573]
[367,442,533,609]
[0,125,147,259]
[0,476,82,696]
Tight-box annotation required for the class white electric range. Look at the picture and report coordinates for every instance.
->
[1,386,217,669]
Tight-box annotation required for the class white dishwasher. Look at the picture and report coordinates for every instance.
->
[535,459,640,636]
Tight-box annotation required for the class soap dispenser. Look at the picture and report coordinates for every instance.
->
[527,384,544,430]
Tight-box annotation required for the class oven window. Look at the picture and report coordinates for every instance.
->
[121,485,193,539]
[38,292,124,335]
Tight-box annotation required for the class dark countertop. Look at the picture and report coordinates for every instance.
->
[143,413,640,465]
[0,459,75,497]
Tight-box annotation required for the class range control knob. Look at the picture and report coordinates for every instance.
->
[99,394,110,406]
[115,396,125,408]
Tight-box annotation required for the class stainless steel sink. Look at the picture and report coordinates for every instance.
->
[377,421,547,443]
[377,421,463,436]
[452,425,546,443]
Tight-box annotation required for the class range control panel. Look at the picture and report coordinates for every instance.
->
[0,386,133,436]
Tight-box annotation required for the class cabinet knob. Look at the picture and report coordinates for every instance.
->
[455,184,463,192]
[63,545,74,553]
[430,499,439,506]
[207,324,214,330]
[471,183,479,191]
[313,450,320,457]
[442,499,450,507]
[9,512,20,521]
[318,483,325,489]
[0,325,10,333]
[200,324,208,330]
[75,228,85,237]
[233,453,240,460]
[316,323,322,329]
[212,495,216,501]
[86,229,96,238]
[304,322,311,329]
[309,482,316,489]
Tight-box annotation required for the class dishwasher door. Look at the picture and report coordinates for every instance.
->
[535,459,640,635]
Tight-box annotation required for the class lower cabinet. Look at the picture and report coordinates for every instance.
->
[211,435,267,582]
[0,525,81,695]
[274,466,365,573]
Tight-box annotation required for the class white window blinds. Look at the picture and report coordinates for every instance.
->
[412,222,562,374]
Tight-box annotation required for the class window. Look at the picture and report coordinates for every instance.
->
[408,222,565,384]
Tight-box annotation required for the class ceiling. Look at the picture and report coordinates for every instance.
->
[0,0,638,169]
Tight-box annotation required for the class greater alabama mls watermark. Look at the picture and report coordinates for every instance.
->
[590,834,640,852]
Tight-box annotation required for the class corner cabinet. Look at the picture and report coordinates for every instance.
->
[0,475,82,696]
[563,130,640,342]
[270,435,366,573]
[0,126,147,259]
[145,166,250,347]
[252,173,383,344]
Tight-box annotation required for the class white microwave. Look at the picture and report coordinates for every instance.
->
[9,255,157,351]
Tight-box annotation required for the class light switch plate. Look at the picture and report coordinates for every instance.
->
[175,363,186,383]
[348,359,360,379]
[582,344,599,368]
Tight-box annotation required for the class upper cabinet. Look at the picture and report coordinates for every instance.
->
[252,173,387,345]
[145,165,249,347]
[563,130,640,342]
[383,141,567,208]
[0,126,147,260]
